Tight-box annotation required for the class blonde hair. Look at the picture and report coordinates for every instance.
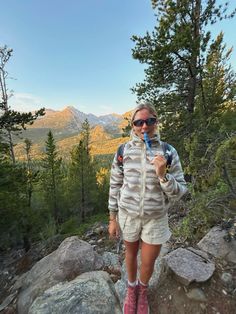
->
[131,103,157,124]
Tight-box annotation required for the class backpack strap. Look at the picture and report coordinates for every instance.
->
[161,141,173,169]
[116,143,126,170]
[116,141,173,170]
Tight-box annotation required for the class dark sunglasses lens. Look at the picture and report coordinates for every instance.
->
[146,118,157,126]
[133,119,143,126]
[133,118,157,127]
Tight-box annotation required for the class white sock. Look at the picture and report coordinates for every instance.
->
[128,280,137,287]
[139,279,148,287]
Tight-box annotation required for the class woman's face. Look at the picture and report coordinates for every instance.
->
[132,109,158,140]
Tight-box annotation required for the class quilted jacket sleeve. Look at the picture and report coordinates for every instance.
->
[108,153,124,214]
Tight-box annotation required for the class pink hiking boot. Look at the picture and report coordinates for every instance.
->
[123,285,137,314]
[137,282,150,314]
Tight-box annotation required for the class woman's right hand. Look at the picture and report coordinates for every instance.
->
[108,220,119,239]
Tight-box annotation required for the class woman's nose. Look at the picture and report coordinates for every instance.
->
[141,122,148,129]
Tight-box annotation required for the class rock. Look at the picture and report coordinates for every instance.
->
[94,226,105,235]
[97,238,104,244]
[29,271,122,314]
[186,288,207,302]
[102,252,121,272]
[221,272,234,289]
[0,292,18,312]
[197,226,236,264]
[200,303,207,310]
[102,252,121,282]
[88,240,96,245]
[16,237,104,314]
[162,247,215,286]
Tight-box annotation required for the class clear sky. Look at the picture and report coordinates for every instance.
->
[1,0,236,116]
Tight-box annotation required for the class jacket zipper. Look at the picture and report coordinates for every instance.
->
[140,142,146,216]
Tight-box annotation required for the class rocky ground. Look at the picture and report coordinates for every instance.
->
[0,220,235,314]
[150,259,236,314]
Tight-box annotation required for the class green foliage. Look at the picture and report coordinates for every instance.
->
[40,130,63,226]
[1,45,45,163]
[68,120,99,222]
[39,218,58,241]
[174,181,233,242]
[122,117,131,137]
[59,212,108,237]
[214,135,236,194]
[0,158,31,249]
[59,216,80,235]
[131,0,235,160]
[96,167,110,212]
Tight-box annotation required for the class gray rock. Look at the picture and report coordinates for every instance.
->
[29,271,122,314]
[221,272,234,288]
[163,247,215,286]
[197,226,236,264]
[102,251,121,272]
[16,236,104,314]
[0,291,18,312]
[186,288,207,302]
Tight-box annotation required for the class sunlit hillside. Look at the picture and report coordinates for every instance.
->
[119,110,132,132]
[14,120,130,161]
[90,125,112,141]
[90,136,130,155]
[29,107,81,130]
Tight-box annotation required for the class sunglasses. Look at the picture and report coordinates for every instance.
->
[133,117,157,127]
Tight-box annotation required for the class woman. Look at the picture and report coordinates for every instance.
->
[108,103,187,314]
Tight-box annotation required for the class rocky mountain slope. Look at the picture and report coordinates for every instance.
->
[27,106,129,136]
[14,106,132,160]
[1,220,235,314]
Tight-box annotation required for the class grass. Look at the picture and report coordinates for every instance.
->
[59,212,108,237]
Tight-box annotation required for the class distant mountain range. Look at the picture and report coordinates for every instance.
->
[15,106,131,160]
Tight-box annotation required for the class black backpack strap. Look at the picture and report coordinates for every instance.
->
[161,141,173,168]
[116,143,126,170]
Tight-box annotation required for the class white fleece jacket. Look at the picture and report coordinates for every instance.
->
[108,132,187,218]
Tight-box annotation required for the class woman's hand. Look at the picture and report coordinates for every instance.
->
[108,219,120,239]
[151,154,167,179]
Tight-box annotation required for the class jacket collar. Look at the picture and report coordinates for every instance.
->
[130,130,161,145]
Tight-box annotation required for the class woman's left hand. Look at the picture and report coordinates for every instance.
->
[150,154,167,179]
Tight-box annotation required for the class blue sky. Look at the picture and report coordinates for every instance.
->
[1,0,236,116]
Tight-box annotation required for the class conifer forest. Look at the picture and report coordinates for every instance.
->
[0,0,235,251]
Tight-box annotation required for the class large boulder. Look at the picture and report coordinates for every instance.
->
[29,271,122,314]
[197,226,236,264]
[16,236,103,314]
[162,247,215,286]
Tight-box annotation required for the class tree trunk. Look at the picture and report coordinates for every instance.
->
[187,0,201,113]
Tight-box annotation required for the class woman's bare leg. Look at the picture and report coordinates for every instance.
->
[139,241,162,284]
[124,240,140,282]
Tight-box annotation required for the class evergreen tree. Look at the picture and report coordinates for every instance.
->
[96,167,110,211]
[69,120,98,222]
[40,130,62,228]
[0,155,31,249]
[0,45,45,163]
[131,0,235,152]
[24,138,40,207]
[185,33,236,189]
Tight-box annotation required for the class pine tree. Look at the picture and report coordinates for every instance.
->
[0,45,45,163]
[69,120,98,222]
[185,33,236,189]
[131,0,235,151]
[41,130,62,228]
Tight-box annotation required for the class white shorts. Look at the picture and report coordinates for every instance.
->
[118,210,171,245]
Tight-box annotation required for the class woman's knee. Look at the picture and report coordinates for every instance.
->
[124,240,140,256]
[141,242,161,263]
